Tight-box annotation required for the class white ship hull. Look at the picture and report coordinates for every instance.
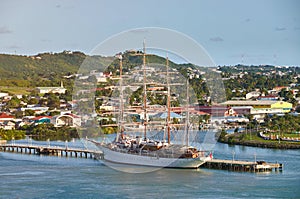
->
[99,146,210,169]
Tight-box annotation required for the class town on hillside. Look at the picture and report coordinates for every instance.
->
[0,52,300,147]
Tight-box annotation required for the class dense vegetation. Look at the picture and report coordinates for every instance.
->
[220,65,300,101]
[263,114,300,134]
[20,123,79,141]
[0,129,25,140]
[218,114,300,149]
[0,51,84,87]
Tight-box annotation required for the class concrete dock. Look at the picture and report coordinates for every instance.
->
[202,159,283,172]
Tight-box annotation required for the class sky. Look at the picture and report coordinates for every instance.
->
[0,0,300,66]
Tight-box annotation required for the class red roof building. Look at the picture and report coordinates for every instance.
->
[0,112,15,122]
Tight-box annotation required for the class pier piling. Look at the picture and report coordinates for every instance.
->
[201,159,283,172]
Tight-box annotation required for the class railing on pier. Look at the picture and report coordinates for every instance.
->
[0,144,104,160]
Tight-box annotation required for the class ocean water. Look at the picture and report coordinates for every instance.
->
[0,139,299,199]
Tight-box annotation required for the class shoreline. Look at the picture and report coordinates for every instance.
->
[218,138,300,149]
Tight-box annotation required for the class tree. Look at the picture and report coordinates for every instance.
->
[25,109,35,116]
[14,110,24,118]
[6,96,21,108]
[30,89,39,97]
[296,106,300,113]
[47,93,60,110]
[60,89,72,102]
[28,97,39,105]
[245,114,254,122]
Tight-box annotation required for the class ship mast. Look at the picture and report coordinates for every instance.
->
[166,55,171,144]
[117,54,124,141]
[119,55,124,138]
[185,77,190,146]
[143,39,147,140]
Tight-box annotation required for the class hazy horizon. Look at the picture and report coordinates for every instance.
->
[1,0,299,66]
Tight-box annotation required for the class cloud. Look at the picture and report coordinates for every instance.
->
[209,37,224,42]
[275,27,286,31]
[7,45,20,49]
[41,39,52,42]
[0,26,12,34]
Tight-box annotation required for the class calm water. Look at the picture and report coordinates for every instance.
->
[0,137,299,198]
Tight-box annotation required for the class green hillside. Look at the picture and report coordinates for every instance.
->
[0,50,198,90]
[0,51,118,88]
[0,51,85,86]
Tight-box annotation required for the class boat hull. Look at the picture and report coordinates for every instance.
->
[99,146,210,169]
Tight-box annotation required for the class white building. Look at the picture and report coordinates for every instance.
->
[0,92,9,98]
[36,81,66,94]
[0,121,15,130]
[51,112,81,127]
[245,91,261,99]
[20,105,49,115]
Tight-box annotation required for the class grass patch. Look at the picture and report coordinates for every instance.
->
[219,131,300,149]
[0,86,33,95]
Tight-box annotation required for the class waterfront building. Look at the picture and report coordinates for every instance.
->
[222,100,292,113]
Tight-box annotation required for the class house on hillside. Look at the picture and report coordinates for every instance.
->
[0,112,15,122]
[50,112,81,127]
[257,95,279,101]
[20,105,49,115]
[0,92,9,99]
[245,91,261,99]
[32,116,52,124]
[273,86,289,92]
[0,121,15,130]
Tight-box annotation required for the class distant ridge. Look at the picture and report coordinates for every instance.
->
[0,51,85,80]
[0,51,115,87]
[0,51,195,87]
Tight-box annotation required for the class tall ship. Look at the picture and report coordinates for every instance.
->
[89,41,213,169]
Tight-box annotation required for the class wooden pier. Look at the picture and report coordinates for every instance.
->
[1,143,283,173]
[0,144,104,160]
[201,159,283,172]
